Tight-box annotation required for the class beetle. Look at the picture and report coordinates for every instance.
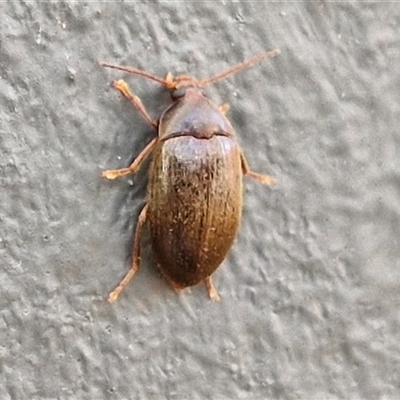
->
[100,48,280,302]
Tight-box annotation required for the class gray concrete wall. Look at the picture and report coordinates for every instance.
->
[1,2,399,399]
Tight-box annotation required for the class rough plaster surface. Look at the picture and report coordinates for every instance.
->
[1,2,400,399]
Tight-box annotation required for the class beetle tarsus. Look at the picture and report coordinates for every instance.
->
[107,204,148,302]
[246,171,277,185]
[112,79,158,129]
[102,138,157,180]
[205,276,221,302]
[102,168,129,180]
[241,153,276,185]
[108,281,128,303]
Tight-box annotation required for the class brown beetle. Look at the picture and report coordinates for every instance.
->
[100,48,280,302]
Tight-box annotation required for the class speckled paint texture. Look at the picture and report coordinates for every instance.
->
[1,2,400,399]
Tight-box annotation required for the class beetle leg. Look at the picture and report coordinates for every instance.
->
[108,204,148,303]
[241,153,277,185]
[112,79,158,129]
[204,276,221,302]
[102,137,157,179]
[219,103,230,115]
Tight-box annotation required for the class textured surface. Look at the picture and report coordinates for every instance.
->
[1,2,400,399]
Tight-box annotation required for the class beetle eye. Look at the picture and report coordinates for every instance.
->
[171,87,186,99]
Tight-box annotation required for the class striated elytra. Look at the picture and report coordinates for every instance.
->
[100,48,280,302]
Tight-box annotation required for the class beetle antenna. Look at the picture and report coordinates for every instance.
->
[99,62,169,86]
[199,48,281,87]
